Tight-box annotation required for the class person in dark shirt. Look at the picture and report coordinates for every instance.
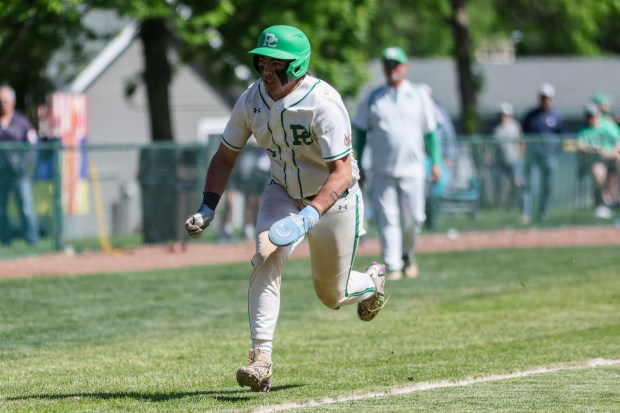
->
[0,85,39,245]
[521,83,564,224]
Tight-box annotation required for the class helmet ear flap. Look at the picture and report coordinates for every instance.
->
[286,55,309,80]
[287,62,300,80]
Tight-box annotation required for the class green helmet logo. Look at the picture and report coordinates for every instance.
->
[262,33,279,48]
[249,25,311,80]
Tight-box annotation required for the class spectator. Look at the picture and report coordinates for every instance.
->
[353,47,441,280]
[577,103,620,218]
[521,83,564,224]
[0,85,39,246]
[491,102,524,210]
[591,93,620,136]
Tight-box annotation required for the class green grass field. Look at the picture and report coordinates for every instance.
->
[1,246,618,412]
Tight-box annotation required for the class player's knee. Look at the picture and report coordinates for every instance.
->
[314,288,342,310]
[252,230,289,272]
[317,295,341,310]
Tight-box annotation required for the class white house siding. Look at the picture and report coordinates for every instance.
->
[85,40,231,145]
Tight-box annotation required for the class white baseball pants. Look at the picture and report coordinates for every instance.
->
[371,174,426,273]
[248,182,376,342]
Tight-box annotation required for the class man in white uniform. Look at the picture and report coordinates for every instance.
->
[185,25,387,392]
[353,47,441,280]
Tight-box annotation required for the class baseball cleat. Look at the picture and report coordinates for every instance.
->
[404,262,419,278]
[402,255,419,278]
[358,262,387,321]
[386,270,402,281]
[236,349,273,392]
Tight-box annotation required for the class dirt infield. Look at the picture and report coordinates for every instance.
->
[1,225,619,279]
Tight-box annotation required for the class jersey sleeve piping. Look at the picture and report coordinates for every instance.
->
[221,135,244,151]
[324,147,352,161]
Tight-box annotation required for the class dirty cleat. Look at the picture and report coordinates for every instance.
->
[357,262,387,321]
[236,349,273,392]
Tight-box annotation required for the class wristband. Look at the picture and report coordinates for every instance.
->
[202,191,221,210]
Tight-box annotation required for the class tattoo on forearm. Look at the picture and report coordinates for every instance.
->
[329,191,339,203]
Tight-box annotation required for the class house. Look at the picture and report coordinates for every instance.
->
[68,22,232,144]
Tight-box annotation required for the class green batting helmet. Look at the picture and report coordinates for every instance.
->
[248,25,311,80]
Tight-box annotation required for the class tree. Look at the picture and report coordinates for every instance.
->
[3,0,619,138]
[0,0,87,117]
[177,0,380,98]
[139,18,174,142]
[449,0,478,134]
[494,0,620,55]
[366,0,453,58]
[93,0,379,141]
[366,0,620,133]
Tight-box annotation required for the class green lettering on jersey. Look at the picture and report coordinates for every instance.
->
[290,124,312,145]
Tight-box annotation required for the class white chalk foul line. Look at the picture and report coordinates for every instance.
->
[252,358,620,413]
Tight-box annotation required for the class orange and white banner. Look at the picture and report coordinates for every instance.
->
[49,93,89,215]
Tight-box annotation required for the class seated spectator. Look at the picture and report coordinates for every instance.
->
[591,92,620,134]
[576,103,620,218]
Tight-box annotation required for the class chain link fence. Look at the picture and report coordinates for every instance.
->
[0,135,610,259]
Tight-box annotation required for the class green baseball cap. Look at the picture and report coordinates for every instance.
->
[592,93,613,105]
[381,47,407,64]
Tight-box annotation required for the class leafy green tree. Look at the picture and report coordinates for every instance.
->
[2,0,619,138]
[92,0,379,140]
[495,0,620,55]
[449,0,478,134]
[365,0,620,132]
[0,0,87,117]
[366,0,453,58]
[177,0,379,98]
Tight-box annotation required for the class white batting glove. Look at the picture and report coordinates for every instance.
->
[185,204,215,239]
[268,205,320,246]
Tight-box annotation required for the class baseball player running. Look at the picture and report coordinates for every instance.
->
[185,25,387,392]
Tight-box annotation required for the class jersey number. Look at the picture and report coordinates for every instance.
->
[290,124,313,145]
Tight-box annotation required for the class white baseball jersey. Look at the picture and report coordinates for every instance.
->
[222,74,359,199]
[352,80,438,178]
